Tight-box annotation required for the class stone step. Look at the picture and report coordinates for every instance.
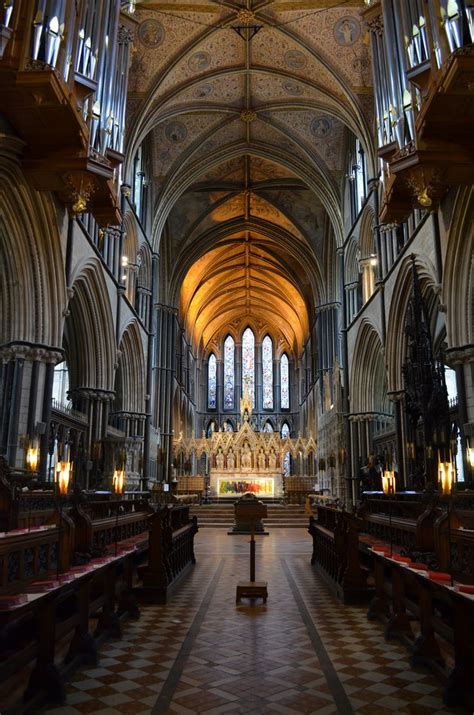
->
[196,522,308,528]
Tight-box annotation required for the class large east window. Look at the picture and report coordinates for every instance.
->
[205,330,290,416]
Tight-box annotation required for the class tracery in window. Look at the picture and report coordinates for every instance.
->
[281,422,291,476]
[263,421,274,432]
[224,335,235,409]
[208,354,216,409]
[262,335,273,409]
[281,353,289,409]
[242,327,255,407]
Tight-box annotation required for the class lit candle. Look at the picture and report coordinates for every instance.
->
[56,460,71,495]
[113,467,125,495]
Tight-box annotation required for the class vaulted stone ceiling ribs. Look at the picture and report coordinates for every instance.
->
[125,0,373,355]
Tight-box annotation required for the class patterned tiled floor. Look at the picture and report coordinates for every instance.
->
[42,530,469,714]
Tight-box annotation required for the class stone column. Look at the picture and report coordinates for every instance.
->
[446,345,474,482]
[0,345,63,476]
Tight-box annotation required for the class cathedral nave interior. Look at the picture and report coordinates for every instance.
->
[0,0,473,712]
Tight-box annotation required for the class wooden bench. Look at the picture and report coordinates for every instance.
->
[308,505,368,603]
[0,531,143,713]
[0,485,199,711]
[367,546,474,709]
[137,504,198,603]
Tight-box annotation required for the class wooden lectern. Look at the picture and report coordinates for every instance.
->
[234,494,268,604]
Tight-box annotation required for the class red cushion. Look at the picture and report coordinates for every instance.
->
[392,555,411,563]
[408,562,427,570]
[456,584,474,594]
[428,571,451,581]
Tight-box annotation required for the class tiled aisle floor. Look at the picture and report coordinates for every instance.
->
[43,529,468,715]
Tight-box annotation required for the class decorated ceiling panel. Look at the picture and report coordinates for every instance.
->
[128,0,372,354]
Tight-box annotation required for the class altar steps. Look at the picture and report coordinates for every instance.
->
[191,503,310,528]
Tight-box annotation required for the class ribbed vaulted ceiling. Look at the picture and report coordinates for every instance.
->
[126,0,373,354]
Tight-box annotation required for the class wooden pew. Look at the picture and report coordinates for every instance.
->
[0,530,143,713]
[308,504,368,603]
[137,504,198,603]
[367,547,474,709]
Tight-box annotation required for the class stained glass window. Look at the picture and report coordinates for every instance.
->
[281,353,289,409]
[281,422,291,477]
[242,327,255,407]
[262,335,273,409]
[208,354,216,409]
[224,335,235,409]
[263,421,274,432]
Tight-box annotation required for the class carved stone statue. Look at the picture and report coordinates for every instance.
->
[268,449,277,470]
[226,449,235,470]
[241,443,252,469]
[257,448,266,471]
[216,447,224,471]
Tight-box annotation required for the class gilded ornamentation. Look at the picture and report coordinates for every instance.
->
[235,9,256,25]
[137,19,164,48]
[240,108,257,122]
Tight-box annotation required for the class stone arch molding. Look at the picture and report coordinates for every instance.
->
[443,187,474,349]
[0,151,66,348]
[385,254,439,393]
[152,142,344,248]
[349,319,390,416]
[66,260,116,393]
[125,24,375,179]
[116,320,146,415]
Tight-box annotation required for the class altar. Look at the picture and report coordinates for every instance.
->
[172,384,316,499]
[213,472,283,498]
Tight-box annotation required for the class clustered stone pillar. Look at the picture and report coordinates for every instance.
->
[446,345,474,482]
[154,304,177,482]
[0,344,62,477]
